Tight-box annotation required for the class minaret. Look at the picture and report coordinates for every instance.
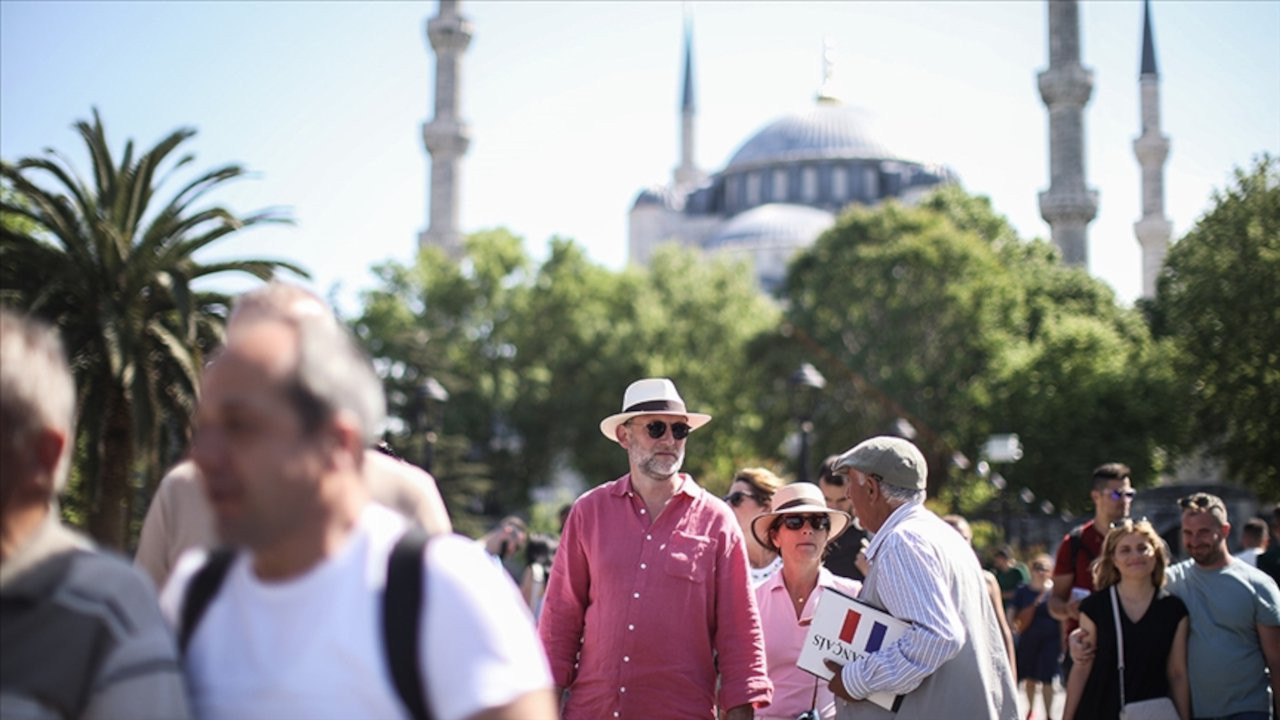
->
[816,36,840,105]
[1037,0,1099,267]
[673,10,705,188]
[419,0,473,257]
[1133,0,1172,299]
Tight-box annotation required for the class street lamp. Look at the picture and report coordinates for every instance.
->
[414,377,449,474]
[788,362,826,484]
[982,433,1022,543]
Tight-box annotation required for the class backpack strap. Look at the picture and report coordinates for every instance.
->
[383,526,432,720]
[179,547,237,654]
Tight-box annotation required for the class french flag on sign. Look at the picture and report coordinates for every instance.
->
[839,608,889,651]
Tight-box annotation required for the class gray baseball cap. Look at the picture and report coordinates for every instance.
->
[834,436,928,490]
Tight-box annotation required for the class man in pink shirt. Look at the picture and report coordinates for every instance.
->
[538,378,772,719]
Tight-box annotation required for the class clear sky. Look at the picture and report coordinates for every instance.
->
[2,1,1277,313]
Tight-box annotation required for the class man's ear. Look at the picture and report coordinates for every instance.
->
[615,424,631,449]
[1220,521,1232,539]
[323,410,366,470]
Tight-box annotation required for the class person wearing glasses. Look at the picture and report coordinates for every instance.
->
[1164,493,1280,720]
[749,483,859,719]
[1010,554,1063,720]
[724,467,785,586]
[1061,518,1191,720]
[824,436,1018,719]
[818,455,869,582]
[538,378,772,719]
[1048,463,1135,679]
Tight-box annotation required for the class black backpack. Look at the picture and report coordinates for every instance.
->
[178,527,432,720]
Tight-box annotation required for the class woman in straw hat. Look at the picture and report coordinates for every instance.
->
[750,483,860,720]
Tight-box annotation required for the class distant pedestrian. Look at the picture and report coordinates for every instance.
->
[521,533,558,621]
[992,545,1029,612]
[1259,507,1280,586]
[1010,554,1061,720]
[725,466,785,586]
[818,454,869,582]
[1238,516,1269,567]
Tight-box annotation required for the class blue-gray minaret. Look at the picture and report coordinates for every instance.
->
[1038,0,1099,267]
[1134,0,1172,299]
[673,11,705,188]
[419,0,473,256]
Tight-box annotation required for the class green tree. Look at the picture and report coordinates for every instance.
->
[0,109,305,548]
[782,186,1178,516]
[1151,155,1280,496]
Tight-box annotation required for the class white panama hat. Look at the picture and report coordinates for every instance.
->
[749,482,852,551]
[599,378,712,443]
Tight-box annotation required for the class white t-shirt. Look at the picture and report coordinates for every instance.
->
[160,504,550,720]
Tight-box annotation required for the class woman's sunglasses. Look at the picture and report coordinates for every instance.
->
[723,490,763,508]
[779,514,831,532]
[637,420,691,440]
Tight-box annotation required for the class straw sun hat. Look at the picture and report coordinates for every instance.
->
[749,483,851,551]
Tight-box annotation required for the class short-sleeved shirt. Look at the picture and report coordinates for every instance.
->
[1,516,191,720]
[755,567,861,719]
[161,504,548,720]
[1052,521,1104,634]
[1165,558,1280,718]
[994,564,1029,597]
[1074,588,1187,719]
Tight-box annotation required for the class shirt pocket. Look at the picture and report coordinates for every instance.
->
[664,531,713,583]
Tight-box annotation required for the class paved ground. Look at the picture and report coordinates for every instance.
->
[1014,675,1067,720]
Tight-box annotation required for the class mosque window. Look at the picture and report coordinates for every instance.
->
[801,166,817,202]
[725,176,739,212]
[746,172,762,207]
[831,165,848,200]
[864,167,879,198]
[772,169,788,202]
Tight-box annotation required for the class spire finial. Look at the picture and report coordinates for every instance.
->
[816,36,840,105]
[681,5,694,112]
[1140,0,1159,77]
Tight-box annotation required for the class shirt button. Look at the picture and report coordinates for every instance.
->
[613,713,619,718]
[620,687,627,693]
[646,534,652,541]
[640,509,646,514]
[628,624,635,631]
[633,592,640,599]
[640,563,647,570]
[623,656,630,662]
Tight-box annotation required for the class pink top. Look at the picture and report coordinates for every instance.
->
[538,474,772,719]
[754,567,862,719]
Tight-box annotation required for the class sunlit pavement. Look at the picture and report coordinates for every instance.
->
[1014,675,1067,720]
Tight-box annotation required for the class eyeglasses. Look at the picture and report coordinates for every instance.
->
[1177,495,1212,510]
[1106,489,1136,500]
[637,420,691,440]
[780,514,831,532]
[723,490,763,508]
[1108,516,1149,530]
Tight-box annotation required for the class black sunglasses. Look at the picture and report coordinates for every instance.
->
[780,514,831,532]
[1178,495,1212,510]
[1105,488,1136,500]
[639,420,691,440]
[1109,515,1150,530]
[723,490,763,508]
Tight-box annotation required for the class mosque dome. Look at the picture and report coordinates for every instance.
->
[705,203,835,293]
[724,104,895,173]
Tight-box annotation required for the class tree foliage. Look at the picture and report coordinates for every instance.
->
[0,109,305,547]
[1150,155,1280,497]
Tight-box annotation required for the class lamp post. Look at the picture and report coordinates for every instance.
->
[415,377,449,474]
[982,433,1023,543]
[788,362,826,484]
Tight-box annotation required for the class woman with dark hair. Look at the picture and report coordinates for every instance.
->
[749,483,859,719]
[724,467,785,586]
[521,533,559,621]
[1063,518,1190,720]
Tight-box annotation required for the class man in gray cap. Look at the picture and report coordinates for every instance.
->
[824,436,1017,719]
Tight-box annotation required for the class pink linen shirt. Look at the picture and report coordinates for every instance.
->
[538,473,772,719]
[755,567,862,719]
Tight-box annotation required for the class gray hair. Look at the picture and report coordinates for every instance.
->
[0,309,76,492]
[229,283,385,445]
[857,472,925,506]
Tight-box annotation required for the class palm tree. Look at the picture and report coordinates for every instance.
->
[0,108,307,549]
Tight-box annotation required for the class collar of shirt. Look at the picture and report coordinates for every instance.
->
[609,472,697,500]
[863,499,925,564]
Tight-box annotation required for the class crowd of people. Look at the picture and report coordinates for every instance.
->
[2,283,1278,720]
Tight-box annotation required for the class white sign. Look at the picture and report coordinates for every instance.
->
[797,587,911,712]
